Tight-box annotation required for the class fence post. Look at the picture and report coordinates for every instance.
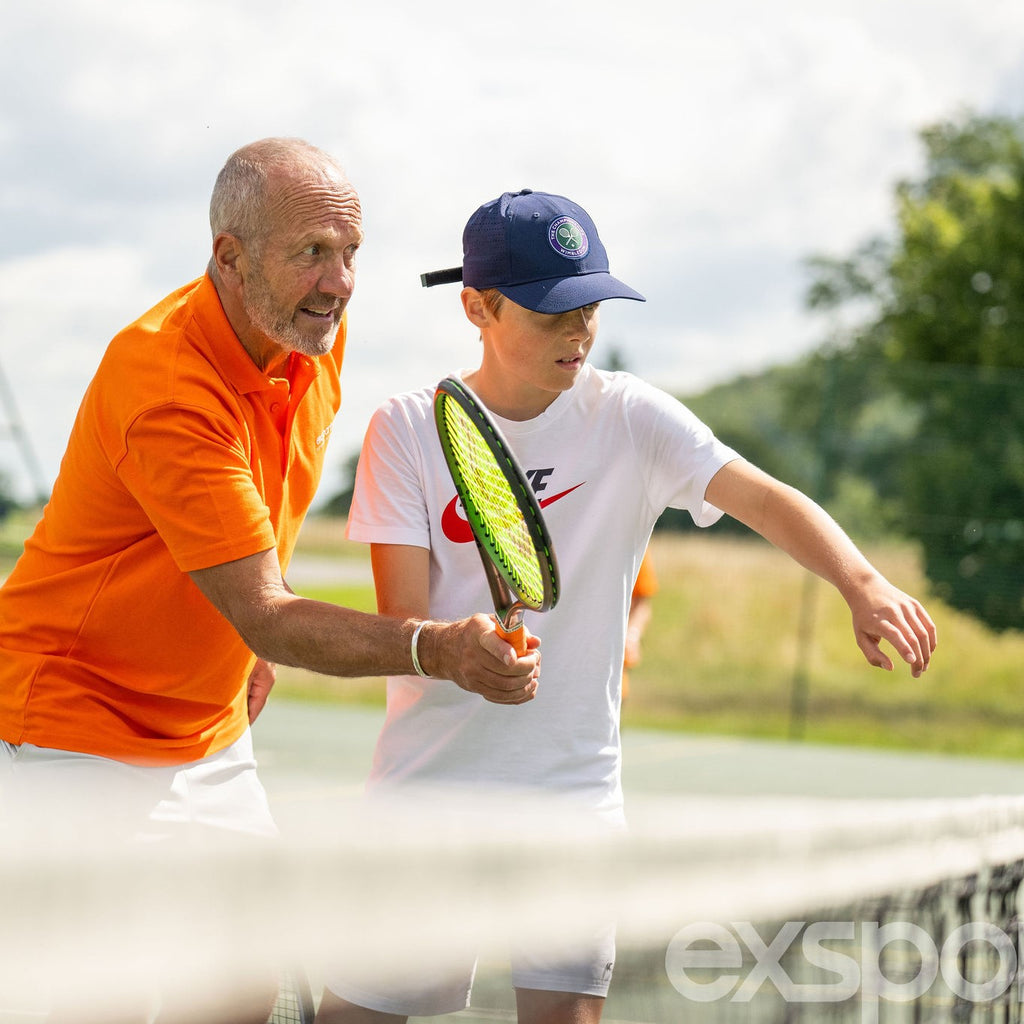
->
[789,357,839,740]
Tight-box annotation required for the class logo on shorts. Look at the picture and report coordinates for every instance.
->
[548,216,588,259]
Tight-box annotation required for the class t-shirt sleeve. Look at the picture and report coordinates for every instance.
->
[116,404,277,572]
[626,376,742,528]
[346,398,432,549]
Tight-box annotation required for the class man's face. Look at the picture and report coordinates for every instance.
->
[241,175,363,360]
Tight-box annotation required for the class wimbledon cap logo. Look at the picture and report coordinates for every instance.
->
[548,216,588,259]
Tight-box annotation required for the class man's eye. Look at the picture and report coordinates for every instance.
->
[303,244,321,256]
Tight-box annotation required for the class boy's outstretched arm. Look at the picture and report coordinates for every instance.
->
[704,460,937,677]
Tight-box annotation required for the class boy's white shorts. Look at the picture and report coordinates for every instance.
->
[323,920,617,1016]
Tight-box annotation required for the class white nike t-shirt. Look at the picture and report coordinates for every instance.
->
[346,365,740,818]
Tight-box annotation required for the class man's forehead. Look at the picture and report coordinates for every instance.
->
[268,180,363,240]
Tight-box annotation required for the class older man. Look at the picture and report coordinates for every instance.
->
[0,139,538,1022]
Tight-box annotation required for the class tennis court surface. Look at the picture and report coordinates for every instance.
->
[254,700,1024,809]
[250,701,1024,1024]
[7,701,1024,1024]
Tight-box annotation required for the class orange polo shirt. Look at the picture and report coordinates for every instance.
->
[631,550,659,605]
[0,274,344,764]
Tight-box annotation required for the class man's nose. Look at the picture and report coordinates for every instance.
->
[319,255,355,299]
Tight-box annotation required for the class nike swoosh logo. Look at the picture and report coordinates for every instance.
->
[441,495,476,544]
[441,481,585,543]
[539,483,585,508]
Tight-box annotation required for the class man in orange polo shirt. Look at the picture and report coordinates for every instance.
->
[0,137,539,1022]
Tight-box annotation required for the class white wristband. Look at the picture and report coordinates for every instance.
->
[410,621,431,678]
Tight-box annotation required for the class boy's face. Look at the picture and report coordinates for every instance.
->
[482,297,601,400]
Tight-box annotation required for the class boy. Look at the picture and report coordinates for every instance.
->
[320,189,937,1024]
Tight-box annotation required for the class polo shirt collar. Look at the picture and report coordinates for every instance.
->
[192,273,320,395]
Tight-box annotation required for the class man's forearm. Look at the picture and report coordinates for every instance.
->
[240,595,423,678]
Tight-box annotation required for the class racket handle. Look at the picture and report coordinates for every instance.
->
[496,619,528,657]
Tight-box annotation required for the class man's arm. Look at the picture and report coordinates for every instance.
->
[188,547,539,705]
[704,459,937,677]
[368,543,541,704]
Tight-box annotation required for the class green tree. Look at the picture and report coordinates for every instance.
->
[0,468,18,521]
[808,112,1024,630]
[321,451,361,517]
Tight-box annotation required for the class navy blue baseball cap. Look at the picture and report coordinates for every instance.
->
[420,189,645,314]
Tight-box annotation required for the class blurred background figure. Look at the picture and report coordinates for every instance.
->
[622,548,658,702]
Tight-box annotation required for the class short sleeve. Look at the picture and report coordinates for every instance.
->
[624,377,741,528]
[346,397,432,549]
[116,404,276,572]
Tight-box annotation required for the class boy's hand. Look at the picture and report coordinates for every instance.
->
[846,575,937,678]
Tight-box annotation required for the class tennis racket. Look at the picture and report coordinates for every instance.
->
[268,967,315,1024]
[433,376,559,655]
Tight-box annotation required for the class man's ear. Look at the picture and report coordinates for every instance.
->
[212,233,246,286]
[461,288,489,329]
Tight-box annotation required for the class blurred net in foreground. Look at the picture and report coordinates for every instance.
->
[5,790,1024,1023]
[654,859,1024,1024]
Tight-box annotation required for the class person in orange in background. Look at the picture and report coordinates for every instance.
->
[622,548,658,701]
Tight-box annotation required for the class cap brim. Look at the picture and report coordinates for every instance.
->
[421,267,464,288]
[496,272,646,314]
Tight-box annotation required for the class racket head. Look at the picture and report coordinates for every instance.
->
[433,377,559,616]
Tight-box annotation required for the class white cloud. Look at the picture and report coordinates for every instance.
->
[0,0,1022,501]
[0,245,165,497]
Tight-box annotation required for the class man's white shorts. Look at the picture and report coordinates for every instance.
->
[0,729,276,840]
[0,731,277,1019]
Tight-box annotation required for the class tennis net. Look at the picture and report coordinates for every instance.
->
[5,787,1024,1023]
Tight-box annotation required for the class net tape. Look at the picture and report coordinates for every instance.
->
[7,790,1024,1018]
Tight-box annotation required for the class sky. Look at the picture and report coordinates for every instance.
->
[1,0,1022,504]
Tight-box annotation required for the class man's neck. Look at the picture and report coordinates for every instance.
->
[209,265,286,373]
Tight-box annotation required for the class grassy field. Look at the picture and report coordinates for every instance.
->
[280,517,1024,760]
[626,532,1024,757]
[2,510,1022,759]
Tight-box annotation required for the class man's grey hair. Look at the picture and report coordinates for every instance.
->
[208,138,347,255]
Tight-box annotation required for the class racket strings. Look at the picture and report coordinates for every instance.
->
[442,399,547,607]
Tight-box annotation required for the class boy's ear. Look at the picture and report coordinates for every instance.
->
[461,288,489,329]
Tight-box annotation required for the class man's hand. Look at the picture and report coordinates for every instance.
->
[246,658,277,723]
[845,574,937,678]
[419,615,541,704]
